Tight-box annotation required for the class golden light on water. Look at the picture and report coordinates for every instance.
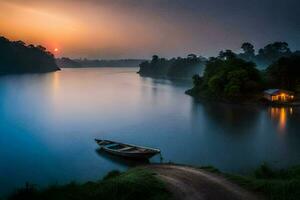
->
[279,108,286,132]
[51,71,60,96]
[269,107,293,133]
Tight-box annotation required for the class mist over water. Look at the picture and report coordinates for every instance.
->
[0,67,300,196]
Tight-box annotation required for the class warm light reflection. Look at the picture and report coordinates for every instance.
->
[269,107,293,133]
[52,71,60,93]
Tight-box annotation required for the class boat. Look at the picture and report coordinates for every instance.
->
[95,139,160,159]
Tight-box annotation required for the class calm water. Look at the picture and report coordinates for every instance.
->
[0,67,300,195]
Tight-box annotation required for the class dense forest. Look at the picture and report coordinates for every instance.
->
[0,36,59,75]
[138,54,207,79]
[56,58,146,68]
[138,42,299,80]
[238,42,299,69]
[186,44,300,100]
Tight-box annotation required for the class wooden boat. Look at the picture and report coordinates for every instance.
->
[95,139,160,159]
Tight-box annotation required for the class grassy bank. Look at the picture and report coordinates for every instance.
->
[6,164,300,200]
[7,168,171,200]
[200,164,300,200]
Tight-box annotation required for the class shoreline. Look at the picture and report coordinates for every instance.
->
[137,72,194,81]
[6,163,300,200]
[185,89,300,107]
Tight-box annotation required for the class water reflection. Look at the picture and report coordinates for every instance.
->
[269,107,293,133]
[95,149,149,167]
[194,99,261,133]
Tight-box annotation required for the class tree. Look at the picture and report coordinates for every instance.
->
[266,54,300,90]
[257,42,291,65]
[187,54,197,59]
[151,55,159,63]
[191,52,261,98]
[0,36,59,74]
[138,54,206,78]
[240,42,255,60]
[218,50,236,60]
[192,74,203,87]
[37,45,47,52]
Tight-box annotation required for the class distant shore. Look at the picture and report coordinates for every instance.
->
[56,57,146,68]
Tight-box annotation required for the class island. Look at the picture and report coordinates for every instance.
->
[0,36,59,75]
[186,42,300,105]
[138,54,207,79]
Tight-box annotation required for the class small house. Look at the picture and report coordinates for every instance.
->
[263,89,295,102]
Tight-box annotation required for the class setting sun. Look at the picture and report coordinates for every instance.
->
[54,48,59,52]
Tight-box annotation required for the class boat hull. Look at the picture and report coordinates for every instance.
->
[95,139,160,160]
[102,146,158,159]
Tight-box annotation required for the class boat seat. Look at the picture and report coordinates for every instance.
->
[106,144,119,148]
[119,146,134,151]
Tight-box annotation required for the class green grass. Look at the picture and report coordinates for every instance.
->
[8,168,171,200]
[8,164,300,200]
[198,165,221,173]
[201,163,300,200]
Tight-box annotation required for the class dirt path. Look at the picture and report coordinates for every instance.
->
[146,164,262,200]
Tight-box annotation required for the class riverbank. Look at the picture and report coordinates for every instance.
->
[185,89,300,107]
[185,88,262,106]
[7,168,171,200]
[7,164,300,200]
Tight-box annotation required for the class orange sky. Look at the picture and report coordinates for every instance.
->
[0,0,299,59]
[0,0,182,58]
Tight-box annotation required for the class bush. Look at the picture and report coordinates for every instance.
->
[8,168,171,200]
[103,170,121,180]
[188,52,262,99]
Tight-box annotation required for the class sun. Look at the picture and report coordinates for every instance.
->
[54,48,59,52]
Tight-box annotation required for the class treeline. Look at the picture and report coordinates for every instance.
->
[138,42,299,80]
[238,42,299,68]
[0,36,59,75]
[138,54,207,79]
[187,49,300,99]
[56,57,146,68]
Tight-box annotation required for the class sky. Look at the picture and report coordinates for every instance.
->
[0,0,299,59]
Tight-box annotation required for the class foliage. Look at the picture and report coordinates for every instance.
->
[0,36,59,74]
[226,164,300,200]
[266,54,300,91]
[192,74,203,87]
[257,42,291,65]
[240,42,255,61]
[191,52,262,98]
[8,168,171,200]
[188,42,300,100]
[102,170,121,180]
[138,55,206,78]
[238,41,293,68]
[57,58,146,68]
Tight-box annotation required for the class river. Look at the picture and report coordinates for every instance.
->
[0,67,299,195]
